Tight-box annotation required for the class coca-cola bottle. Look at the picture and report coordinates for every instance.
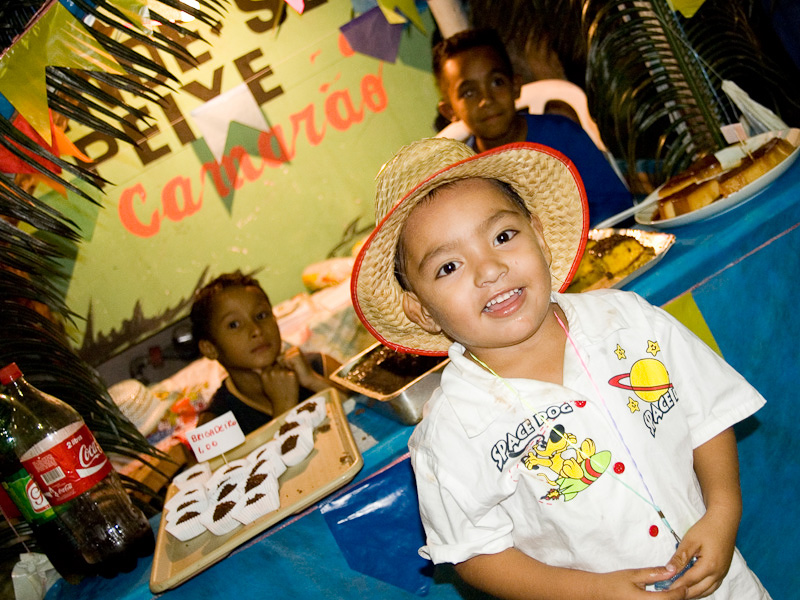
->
[0,363,155,578]
[0,396,92,584]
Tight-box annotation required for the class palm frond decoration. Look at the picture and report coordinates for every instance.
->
[468,0,800,190]
[581,0,798,186]
[0,0,227,513]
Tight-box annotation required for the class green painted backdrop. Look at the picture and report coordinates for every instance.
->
[43,0,439,363]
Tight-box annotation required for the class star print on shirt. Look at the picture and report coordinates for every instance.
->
[614,344,626,360]
[627,397,640,413]
[646,340,660,356]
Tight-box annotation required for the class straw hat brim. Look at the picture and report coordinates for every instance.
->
[351,140,589,355]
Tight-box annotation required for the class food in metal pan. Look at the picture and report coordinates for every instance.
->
[342,345,444,395]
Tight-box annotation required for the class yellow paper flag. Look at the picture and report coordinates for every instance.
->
[109,0,151,31]
[377,0,426,33]
[667,0,707,18]
[0,1,125,143]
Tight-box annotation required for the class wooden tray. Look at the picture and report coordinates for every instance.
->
[149,388,362,592]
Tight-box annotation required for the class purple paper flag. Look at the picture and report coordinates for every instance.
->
[340,7,403,63]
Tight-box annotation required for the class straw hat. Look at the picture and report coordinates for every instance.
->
[351,138,589,355]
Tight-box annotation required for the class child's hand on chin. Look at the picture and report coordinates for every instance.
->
[254,361,300,416]
[277,347,318,389]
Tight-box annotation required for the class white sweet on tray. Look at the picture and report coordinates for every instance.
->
[164,398,327,541]
[204,459,250,490]
[288,396,327,428]
[171,462,211,491]
[233,474,281,524]
[164,485,208,521]
[274,422,315,467]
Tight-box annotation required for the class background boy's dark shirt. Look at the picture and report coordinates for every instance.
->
[203,380,315,435]
[468,113,632,225]
[202,352,325,435]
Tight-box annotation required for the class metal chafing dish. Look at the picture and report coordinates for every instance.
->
[330,342,448,425]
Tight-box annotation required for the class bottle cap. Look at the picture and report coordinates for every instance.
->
[0,363,22,385]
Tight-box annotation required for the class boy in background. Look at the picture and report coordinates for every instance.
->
[191,271,335,434]
[350,137,770,598]
[433,28,632,225]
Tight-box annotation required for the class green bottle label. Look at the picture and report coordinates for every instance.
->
[2,468,57,525]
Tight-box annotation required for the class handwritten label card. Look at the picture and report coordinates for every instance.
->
[187,411,245,462]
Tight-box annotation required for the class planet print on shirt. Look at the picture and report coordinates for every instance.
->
[609,343,680,437]
[609,358,673,412]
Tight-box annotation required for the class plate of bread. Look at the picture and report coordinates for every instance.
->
[636,128,800,228]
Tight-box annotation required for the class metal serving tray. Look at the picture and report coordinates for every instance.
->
[330,343,448,425]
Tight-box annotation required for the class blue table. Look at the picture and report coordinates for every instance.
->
[625,158,800,595]
[48,159,800,599]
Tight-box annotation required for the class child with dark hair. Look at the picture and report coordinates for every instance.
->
[350,138,770,599]
[433,28,632,225]
[191,271,335,434]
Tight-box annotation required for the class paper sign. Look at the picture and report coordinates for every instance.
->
[187,411,246,462]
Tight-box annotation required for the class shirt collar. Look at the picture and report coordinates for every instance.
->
[554,291,629,347]
[438,292,629,437]
[439,343,523,438]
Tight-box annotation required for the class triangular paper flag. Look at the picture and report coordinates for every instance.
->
[190,83,270,162]
[0,2,124,143]
[667,0,707,18]
[0,93,14,120]
[378,3,407,25]
[350,0,378,14]
[341,8,403,63]
[0,112,62,175]
[377,0,425,32]
[284,0,305,14]
[108,0,151,31]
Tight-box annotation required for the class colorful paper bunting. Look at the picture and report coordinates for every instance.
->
[189,82,271,162]
[340,7,404,63]
[377,0,425,32]
[0,109,92,195]
[0,1,125,144]
[285,0,305,15]
[0,93,13,120]
[350,0,378,14]
[667,0,708,18]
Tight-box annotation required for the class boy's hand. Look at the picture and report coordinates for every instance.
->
[455,548,688,600]
[664,506,738,598]
[278,347,317,387]
[666,427,741,598]
[255,362,300,416]
[278,347,335,393]
[585,567,688,599]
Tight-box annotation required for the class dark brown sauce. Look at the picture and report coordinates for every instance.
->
[343,346,444,395]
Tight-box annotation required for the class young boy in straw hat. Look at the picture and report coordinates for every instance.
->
[350,138,770,599]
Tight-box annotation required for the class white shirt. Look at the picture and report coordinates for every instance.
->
[409,289,770,597]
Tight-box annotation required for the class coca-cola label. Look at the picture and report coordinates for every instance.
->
[25,478,50,514]
[21,424,112,505]
[2,469,57,524]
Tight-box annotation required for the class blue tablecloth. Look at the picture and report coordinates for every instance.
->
[48,159,800,599]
